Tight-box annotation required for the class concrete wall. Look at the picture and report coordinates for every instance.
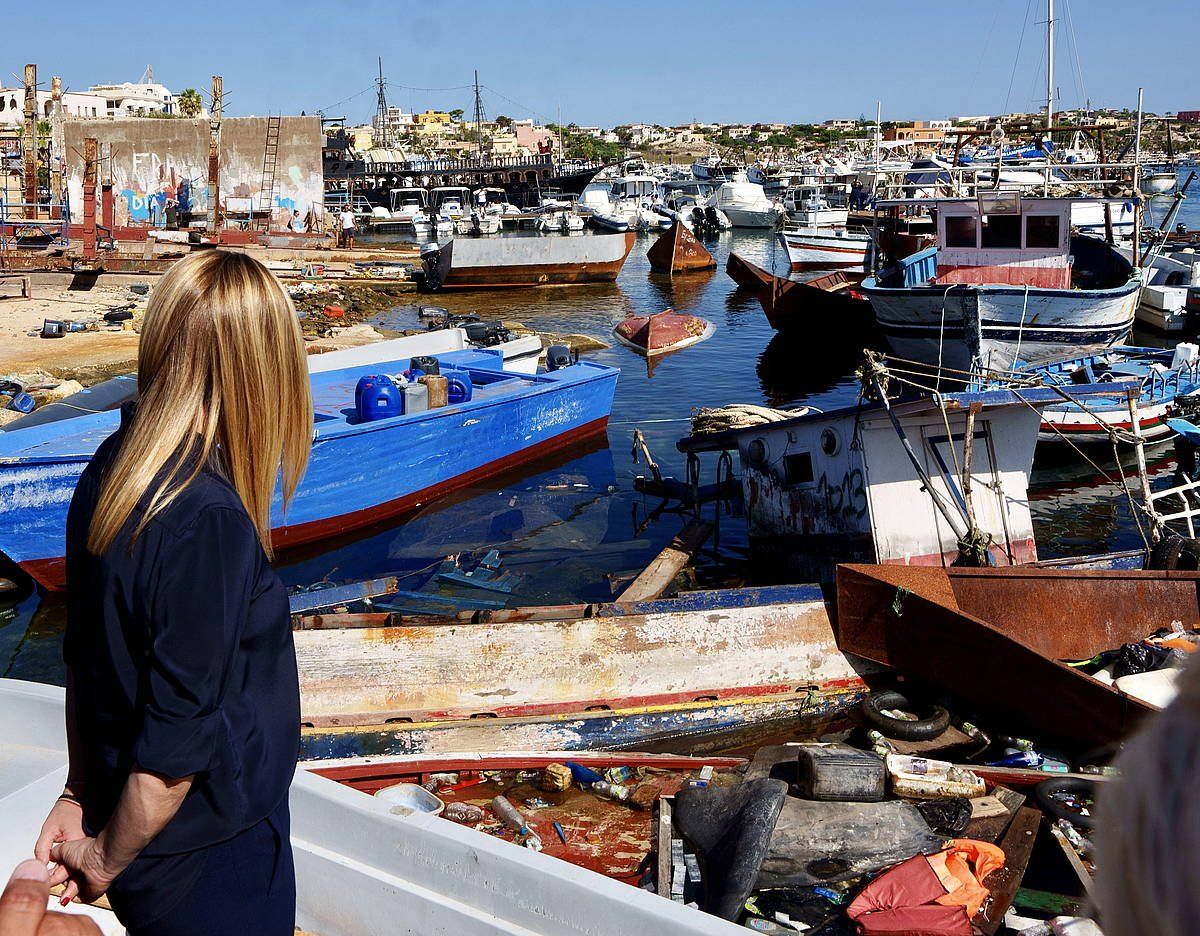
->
[62,116,323,227]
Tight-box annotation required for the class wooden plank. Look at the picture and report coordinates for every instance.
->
[656,796,674,899]
[963,785,1025,844]
[977,806,1042,935]
[1046,821,1095,897]
[617,521,714,603]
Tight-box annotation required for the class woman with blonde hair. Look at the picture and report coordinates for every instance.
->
[32,250,312,935]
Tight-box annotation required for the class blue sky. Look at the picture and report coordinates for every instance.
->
[5,0,1193,126]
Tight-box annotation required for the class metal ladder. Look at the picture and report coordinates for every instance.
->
[257,115,281,231]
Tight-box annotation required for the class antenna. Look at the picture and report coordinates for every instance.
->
[375,57,390,147]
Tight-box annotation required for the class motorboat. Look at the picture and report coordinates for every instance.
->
[430,186,472,222]
[475,187,522,224]
[777,225,871,271]
[781,183,850,227]
[691,154,739,182]
[707,173,782,229]
[605,175,670,231]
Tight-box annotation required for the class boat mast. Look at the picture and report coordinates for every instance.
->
[473,70,485,162]
[375,57,390,149]
[1045,0,1054,137]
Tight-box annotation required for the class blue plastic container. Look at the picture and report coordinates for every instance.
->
[355,374,403,422]
[445,370,473,404]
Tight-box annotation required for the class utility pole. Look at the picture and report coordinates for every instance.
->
[50,76,64,220]
[23,64,37,217]
[206,76,223,235]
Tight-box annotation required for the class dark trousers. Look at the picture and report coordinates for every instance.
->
[121,800,295,936]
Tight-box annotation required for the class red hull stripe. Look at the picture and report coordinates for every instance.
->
[21,416,610,593]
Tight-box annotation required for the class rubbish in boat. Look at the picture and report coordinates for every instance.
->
[845,842,1006,934]
[1035,778,1098,831]
[795,743,886,803]
[604,765,633,784]
[688,764,715,788]
[524,797,550,810]
[867,731,897,757]
[373,782,445,815]
[542,763,572,791]
[612,309,715,358]
[988,750,1045,769]
[887,755,986,800]
[759,798,943,888]
[443,802,485,825]
[491,795,542,850]
[913,798,972,836]
[673,778,788,920]
[288,576,400,614]
[552,822,567,845]
[420,373,449,408]
[436,549,520,593]
[860,690,951,742]
[589,780,630,803]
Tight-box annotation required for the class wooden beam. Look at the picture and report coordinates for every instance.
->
[656,796,674,899]
[977,806,1043,935]
[617,521,714,603]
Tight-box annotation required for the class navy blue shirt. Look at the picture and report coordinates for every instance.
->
[64,405,300,860]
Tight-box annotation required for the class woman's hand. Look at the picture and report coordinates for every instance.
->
[33,800,85,866]
[46,840,119,906]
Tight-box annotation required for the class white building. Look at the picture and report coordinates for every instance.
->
[0,88,106,127]
[88,79,176,117]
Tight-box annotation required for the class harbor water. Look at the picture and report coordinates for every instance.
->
[3,182,1198,685]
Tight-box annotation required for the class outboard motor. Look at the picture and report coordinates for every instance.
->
[419,241,443,292]
[462,321,511,347]
[545,344,573,372]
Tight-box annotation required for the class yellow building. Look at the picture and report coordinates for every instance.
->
[415,110,453,126]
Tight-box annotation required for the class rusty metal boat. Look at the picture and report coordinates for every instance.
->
[419,231,637,290]
[612,310,716,357]
[647,221,717,275]
[833,564,1194,747]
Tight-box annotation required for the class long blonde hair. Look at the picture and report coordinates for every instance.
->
[88,250,312,558]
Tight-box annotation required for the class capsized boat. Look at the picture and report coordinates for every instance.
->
[0,349,617,591]
[0,679,747,936]
[647,221,717,275]
[419,231,637,290]
[835,564,1192,747]
[863,196,1142,372]
[612,310,715,357]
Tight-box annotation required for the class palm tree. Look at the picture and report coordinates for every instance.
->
[177,88,202,118]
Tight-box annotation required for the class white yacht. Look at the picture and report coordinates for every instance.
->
[389,187,428,225]
[691,154,739,182]
[596,175,670,232]
[707,173,783,228]
[781,182,850,227]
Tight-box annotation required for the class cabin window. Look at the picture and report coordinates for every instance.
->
[1025,214,1061,249]
[945,216,977,248]
[981,214,1022,249]
[784,452,814,486]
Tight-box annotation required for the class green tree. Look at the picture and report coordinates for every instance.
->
[177,88,202,118]
[449,108,465,121]
[495,114,512,128]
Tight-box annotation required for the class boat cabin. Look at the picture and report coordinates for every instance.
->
[475,187,512,209]
[610,176,660,202]
[389,187,428,213]
[430,186,472,215]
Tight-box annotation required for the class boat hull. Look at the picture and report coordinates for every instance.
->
[0,355,618,591]
[721,206,781,229]
[427,231,637,289]
[778,229,869,271]
[647,221,717,274]
[863,278,1141,372]
[293,584,871,758]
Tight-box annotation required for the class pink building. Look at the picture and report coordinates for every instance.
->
[512,120,558,155]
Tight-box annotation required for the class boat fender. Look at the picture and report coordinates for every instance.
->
[859,690,951,742]
[1148,534,1200,571]
[1034,777,1097,831]
[545,344,573,371]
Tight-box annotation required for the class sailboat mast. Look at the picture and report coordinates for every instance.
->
[473,70,483,161]
[1045,0,1055,135]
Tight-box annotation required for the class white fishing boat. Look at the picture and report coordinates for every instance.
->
[862,195,1143,373]
[691,154,739,182]
[777,225,871,270]
[707,173,782,229]
[1141,169,1178,196]
[781,183,850,227]
[0,679,743,936]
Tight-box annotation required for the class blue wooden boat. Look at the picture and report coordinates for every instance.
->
[0,348,617,591]
[1003,344,1200,444]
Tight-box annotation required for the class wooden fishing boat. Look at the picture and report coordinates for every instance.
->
[295,583,871,759]
[0,679,743,935]
[420,231,637,290]
[725,254,870,333]
[647,220,717,274]
[612,310,715,357]
[0,349,617,591]
[725,251,774,291]
[834,564,1189,747]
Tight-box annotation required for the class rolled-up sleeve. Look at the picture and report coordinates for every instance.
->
[133,506,257,779]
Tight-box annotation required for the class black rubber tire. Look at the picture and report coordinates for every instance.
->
[859,690,951,742]
[1035,778,1098,831]
[1149,535,1200,571]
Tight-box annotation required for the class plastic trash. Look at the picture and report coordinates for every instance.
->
[914,798,972,836]
[443,802,485,824]
[795,743,886,802]
[491,795,542,851]
[589,780,631,803]
[542,763,572,791]
[988,751,1044,769]
[566,762,604,786]
[886,755,986,800]
[373,782,445,815]
[1114,667,1181,707]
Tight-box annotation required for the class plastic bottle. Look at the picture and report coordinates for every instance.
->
[988,750,1044,769]
[589,780,631,803]
[491,795,542,851]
